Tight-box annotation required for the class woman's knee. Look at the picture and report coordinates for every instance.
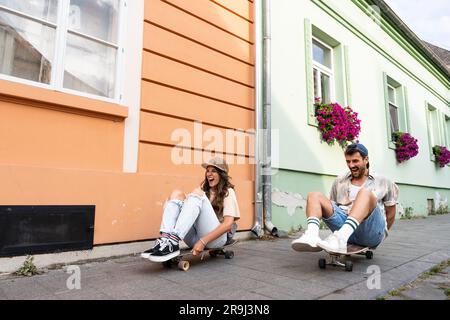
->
[191,188,205,197]
[170,190,186,201]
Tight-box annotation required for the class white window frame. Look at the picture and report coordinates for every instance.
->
[445,114,450,149]
[0,0,126,104]
[312,37,335,104]
[387,84,400,137]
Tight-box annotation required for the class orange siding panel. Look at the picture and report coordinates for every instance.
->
[144,0,254,64]
[143,23,254,86]
[210,0,254,22]
[0,165,254,244]
[138,143,254,181]
[0,101,123,170]
[164,0,254,43]
[141,81,254,130]
[140,112,254,156]
[142,51,254,109]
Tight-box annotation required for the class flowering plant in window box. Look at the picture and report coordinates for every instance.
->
[432,145,450,168]
[314,99,361,148]
[392,131,419,163]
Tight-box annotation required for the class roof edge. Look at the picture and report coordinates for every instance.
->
[366,0,450,81]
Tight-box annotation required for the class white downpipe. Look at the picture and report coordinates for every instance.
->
[253,0,280,237]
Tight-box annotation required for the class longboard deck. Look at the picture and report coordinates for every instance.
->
[162,239,238,271]
[319,244,374,272]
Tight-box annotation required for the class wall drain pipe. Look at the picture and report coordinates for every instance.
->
[252,0,280,238]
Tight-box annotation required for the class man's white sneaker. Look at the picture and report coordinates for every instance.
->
[317,232,348,254]
[291,230,323,252]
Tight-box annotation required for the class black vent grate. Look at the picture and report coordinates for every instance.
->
[0,206,95,257]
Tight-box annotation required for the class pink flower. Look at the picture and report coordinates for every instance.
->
[392,132,419,163]
[314,102,361,147]
[433,146,450,168]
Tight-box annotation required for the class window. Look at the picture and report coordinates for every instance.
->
[425,104,444,161]
[0,0,123,100]
[383,74,409,147]
[445,115,450,148]
[312,38,334,104]
[387,85,400,134]
[305,21,351,127]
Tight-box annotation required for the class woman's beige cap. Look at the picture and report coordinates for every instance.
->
[202,157,229,173]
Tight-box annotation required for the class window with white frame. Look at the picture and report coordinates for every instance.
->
[426,104,442,148]
[312,38,334,104]
[445,115,450,148]
[383,74,409,145]
[0,0,123,100]
[387,84,400,134]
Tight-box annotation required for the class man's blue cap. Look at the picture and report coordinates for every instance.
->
[346,143,369,157]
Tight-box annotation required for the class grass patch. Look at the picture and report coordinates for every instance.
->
[388,287,408,297]
[444,288,450,297]
[14,256,42,277]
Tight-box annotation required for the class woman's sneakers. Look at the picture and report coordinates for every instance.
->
[140,238,164,259]
[140,233,171,259]
[148,233,181,262]
[291,230,323,252]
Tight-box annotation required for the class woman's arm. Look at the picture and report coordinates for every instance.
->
[191,216,235,256]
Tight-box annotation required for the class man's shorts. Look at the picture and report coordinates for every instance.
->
[323,203,386,248]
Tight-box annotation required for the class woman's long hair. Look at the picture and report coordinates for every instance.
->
[201,169,234,220]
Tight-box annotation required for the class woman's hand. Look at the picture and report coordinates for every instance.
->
[191,239,206,256]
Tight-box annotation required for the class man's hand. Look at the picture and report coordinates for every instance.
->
[385,205,396,230]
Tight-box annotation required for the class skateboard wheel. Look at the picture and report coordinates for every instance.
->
[224,251,234,259]
[319,258,326,269]
[178,260,190,271]
[162,260,172,268]
[345,261,353,272]
[365,251,373,260]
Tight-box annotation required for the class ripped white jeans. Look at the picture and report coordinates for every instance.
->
[160,193,227,249]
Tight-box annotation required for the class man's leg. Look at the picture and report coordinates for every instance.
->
[318,188,377,253]
[291,192,334,252]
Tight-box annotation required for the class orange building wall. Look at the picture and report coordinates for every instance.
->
[139,0,256,230]
[0,0,255,246]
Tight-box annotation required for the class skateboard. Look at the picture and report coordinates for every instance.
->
[318,245,374,272]
[161,239,237,271]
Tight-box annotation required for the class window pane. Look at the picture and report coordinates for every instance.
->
[0,10,55,83]
[389,104,399,134]
[388,86,396,104]
[313,39,331,68]
[446,116,450,147]
[68,0,119,43]
[313,68,319,100]
[321,73,331,103]
[0,0,58,23]
[63,33,117,98]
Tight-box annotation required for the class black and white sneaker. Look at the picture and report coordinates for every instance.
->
[148,237,180,262]
[141,237,165,259]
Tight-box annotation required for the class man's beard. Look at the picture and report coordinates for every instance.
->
[351,166,366,179]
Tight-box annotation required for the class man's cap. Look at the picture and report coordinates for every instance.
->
[346,143,369,157]
[202,157,229,173]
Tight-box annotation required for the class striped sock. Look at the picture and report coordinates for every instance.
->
[337,217,360,243]
[168,232,181,245]
[306,217,320,236]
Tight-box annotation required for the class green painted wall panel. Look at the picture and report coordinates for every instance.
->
[272,170,450,231]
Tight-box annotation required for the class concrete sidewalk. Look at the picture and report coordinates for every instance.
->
[1,214,449,300]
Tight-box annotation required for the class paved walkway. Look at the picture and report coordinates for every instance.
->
[1,215,449,300]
